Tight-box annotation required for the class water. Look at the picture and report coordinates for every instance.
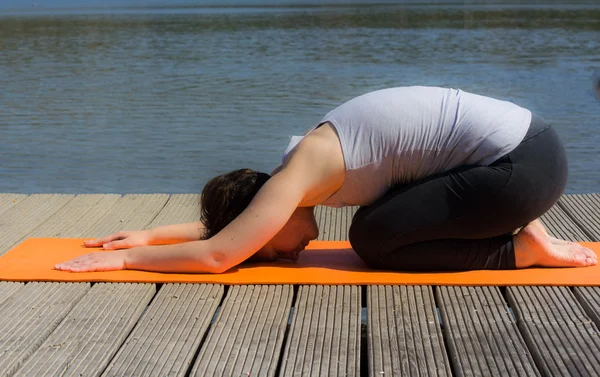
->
[1,3,599,194]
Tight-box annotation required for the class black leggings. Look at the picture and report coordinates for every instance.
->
[349,114,568,271]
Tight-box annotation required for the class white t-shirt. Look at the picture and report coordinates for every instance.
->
[283,86,531,207]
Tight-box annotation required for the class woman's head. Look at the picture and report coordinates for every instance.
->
[200,168,270,240]
[200,168,319,261]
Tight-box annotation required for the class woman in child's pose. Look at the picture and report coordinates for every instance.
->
[56,86,597,273]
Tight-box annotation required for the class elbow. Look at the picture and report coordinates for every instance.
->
[205,251,233,274]
[209,264,230,274]
[206,259,229,274]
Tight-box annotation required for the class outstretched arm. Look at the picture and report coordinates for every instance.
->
[55,130,344,273]
[83,222,206,250]
[199,131,344,270]
[148,221,206,243]
[125,169,308,273]
[55,168,309,273]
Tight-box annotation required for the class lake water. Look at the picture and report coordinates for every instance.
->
[1,3,599,194]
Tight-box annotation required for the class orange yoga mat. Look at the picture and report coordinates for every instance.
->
[0,238,599,286]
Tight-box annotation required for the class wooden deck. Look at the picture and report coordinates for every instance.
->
[0,193,599,377]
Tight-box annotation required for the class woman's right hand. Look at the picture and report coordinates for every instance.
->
[84,230,152,250]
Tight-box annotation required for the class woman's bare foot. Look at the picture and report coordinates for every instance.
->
[528,219,571,245]
[514,220,597,268]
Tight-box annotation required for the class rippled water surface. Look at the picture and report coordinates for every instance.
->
[1,3,599,194]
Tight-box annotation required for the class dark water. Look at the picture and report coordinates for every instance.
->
[1,4,599,194]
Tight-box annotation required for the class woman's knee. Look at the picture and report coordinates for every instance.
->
[348,217,369,255]
[349,213,386,267]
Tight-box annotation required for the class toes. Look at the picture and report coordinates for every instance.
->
[575,244,598,261]
[572,251,588,266]
[582,248,598,264]
[570,246,597,267]
[547,244,590,267]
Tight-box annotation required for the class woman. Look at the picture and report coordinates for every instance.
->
[55,86,597,273]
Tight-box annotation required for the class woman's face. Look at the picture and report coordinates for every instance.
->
[251,206,319,262]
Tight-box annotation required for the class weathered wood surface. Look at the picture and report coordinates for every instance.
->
[368,285,450,377]
[84,193,169,236]
[146,193,200,228]
[0,193,598,377]
[14,283,155,377]
[0,194,73,255]
[0,194,27,217]
[0,282,89,377]
[316,205,358,241]
[506,198,600,377]
[279,285,361,377]
[507,286,600,377]
[437,286,539,377]
[0,281,24,306]
[92,194,217,376]
[573,286,600,331]
[191,285,292,377]
[559,193,600,241]
[102,284,223,377]
[538,202,590,242]
[33,194,121,238]
[0,193,178,376]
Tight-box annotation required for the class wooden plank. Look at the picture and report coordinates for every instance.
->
[313,205,323,239]
[315,205,331,241]
[507,197,600,377]
[538,202,589,241]
[437,286,539,377]
[338,206,348,241]
[540,202,600,324]
[369,285,451,377]
[83,193,169,237]
[573,287,600,333]
[0,282,25,306]
[347,206,358,238]
[290,207,361,376]
[553,195,600,363]
[341,206,358,242]
[559,193,600,241]
[326,207,338,240]
[7,194,166,376]
[191,285,293,377]
[0,194,73,255]
[26,194,121,238]
[324,206,335,240]
[506,286,600,377]
[57,194,121,237]
[326,206,336,240]
[313,206,321,240]
[14,283,155,377]
[0,194,84,376]
[315,206,355,241]
[146,193,200,228]
[313,205,322,225]
[279,285,361,377]
[337,207,347,240]
[0,282,89,377]
[90,193,219,376]
[334,207,344,240]
[102,284,223,377]
[0,194,28,216]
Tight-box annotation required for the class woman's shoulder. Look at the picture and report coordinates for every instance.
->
[279,123,346,206]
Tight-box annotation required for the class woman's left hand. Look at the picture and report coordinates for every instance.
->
[54,250,127,272]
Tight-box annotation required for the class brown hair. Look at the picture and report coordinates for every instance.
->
[200,168,270,240]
